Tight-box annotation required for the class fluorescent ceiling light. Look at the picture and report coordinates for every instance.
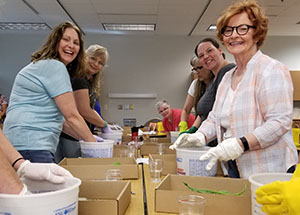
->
[207,24,217,32]
[103,23,155,31]
[0,22,50,31]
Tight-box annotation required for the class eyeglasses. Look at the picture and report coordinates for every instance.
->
[88,56,105,66]
[191,66,203,72]
[159,107,169,114]
[221,24,256,37]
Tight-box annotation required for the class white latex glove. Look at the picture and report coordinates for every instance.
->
[17,160,73,184]
[19,184,28,195]
[200,137,243,171]
[19,184,31,195]
[169,132,206,150]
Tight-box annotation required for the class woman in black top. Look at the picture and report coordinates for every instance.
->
[180,38,235,146]
[55,44,112,162]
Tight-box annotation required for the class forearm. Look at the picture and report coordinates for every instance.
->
[64,114,95,142]
[237,133,260,151]
[0,130,23,168]
[81,109,106,128]
[0,144,23,194]
[192,116,201,128]
[180,109,189,122]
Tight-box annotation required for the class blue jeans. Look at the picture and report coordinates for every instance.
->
[19,150,55,163]
[55,137,81,163]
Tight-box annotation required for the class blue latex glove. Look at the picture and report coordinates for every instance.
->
[101,122,113,133]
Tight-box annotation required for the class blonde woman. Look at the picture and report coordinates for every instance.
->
[179,56,214,134]
[56,44,112,162]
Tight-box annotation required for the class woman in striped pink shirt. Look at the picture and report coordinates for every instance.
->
[170,0,298,179]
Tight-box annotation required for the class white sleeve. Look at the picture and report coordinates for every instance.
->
[187,79,197,97]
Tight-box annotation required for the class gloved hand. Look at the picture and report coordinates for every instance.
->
[19,184,31,195]
[200,137,243,170]
[17,160,73,184]
[101,122,112,133]
[256,164,300,215]
[179,126,198,135]
[178,121,188,133]
[169,132,206,150]
[93,135,104,142]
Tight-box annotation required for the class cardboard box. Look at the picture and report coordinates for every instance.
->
[155,174,251,215]
[149,154,177,175]
[121,134,132,143]
[59,157,139,180]
[140,142,175,156]
[143,137,170,143]
[113,144,138,158]
[79,180,131,215]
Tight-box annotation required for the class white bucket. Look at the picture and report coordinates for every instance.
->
[170,131,179,144]
[80,139,114,158]
[248,172,293,215]
[0,177,81,215]
[176,147,217,176]
[99,132,122,145]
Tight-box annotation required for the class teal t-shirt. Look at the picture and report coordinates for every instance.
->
[3,59,72,154]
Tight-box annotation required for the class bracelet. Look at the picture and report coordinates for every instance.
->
[103,121,108,128]
[12,157,25,168]
[240,137,249,152]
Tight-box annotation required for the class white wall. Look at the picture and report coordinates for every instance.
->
[1,33,300,126]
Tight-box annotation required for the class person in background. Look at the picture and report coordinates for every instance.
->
[179,38,235,147]
[0,93,8,124]
[156,100,195,138]
[56,44,112,162]
[3,21,96,163]
[0,130,72,194]
[179,56,214,134]
[170,0,298,179]
[256,164,300,215]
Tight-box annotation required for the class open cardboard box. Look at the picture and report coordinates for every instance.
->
[59,157,139,180]
[113,144,138,158]
[155,174,251,215]
[143,137,170,143]
[140,142,175,156]
[149,154,177,175]
[79,180,131,215]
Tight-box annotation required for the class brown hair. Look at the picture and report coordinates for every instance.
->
[216,0,268,48]
[31,21,86,77]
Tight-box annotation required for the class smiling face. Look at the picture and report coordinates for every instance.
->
[193,60,212,82]
[223,12,258,59]
[197,41,224,73]
[158,104,171,118]
[86,55,104,77]
[58,27,80,65]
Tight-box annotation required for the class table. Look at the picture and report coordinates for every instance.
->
[124,164,145,214]
[143,163,177,215]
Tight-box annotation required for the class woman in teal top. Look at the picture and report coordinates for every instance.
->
[3,21,96,163]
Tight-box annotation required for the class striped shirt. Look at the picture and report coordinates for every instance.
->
[198,50,298,178]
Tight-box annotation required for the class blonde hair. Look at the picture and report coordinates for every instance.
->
[31,21,86,76]
[216,0,269,49]
[85,44,109,100]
